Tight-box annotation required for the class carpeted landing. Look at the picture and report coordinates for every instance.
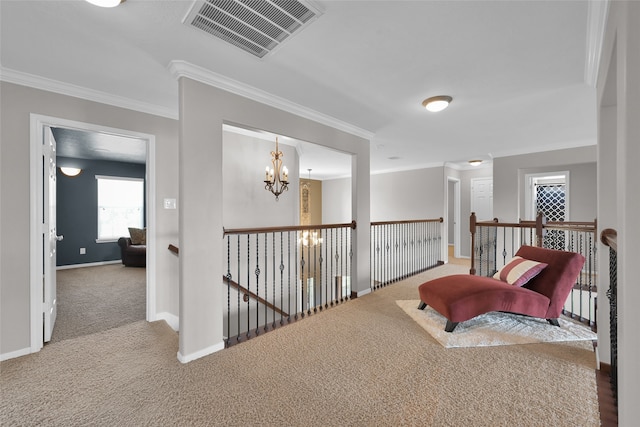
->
[0,264,600,426]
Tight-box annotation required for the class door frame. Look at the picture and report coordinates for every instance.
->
[523,171,570,221]
[446,177,461,260]
[29,114,157,353]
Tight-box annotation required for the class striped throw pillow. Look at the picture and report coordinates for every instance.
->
[493,256,548,287]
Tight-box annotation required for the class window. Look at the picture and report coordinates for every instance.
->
[96,175,144,242]
[524,172,569,251]
[524,172,570,221]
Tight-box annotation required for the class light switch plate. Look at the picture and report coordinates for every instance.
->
[164,198,177,209]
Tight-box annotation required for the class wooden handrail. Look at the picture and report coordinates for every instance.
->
[167,244,288,317]
[223,276,289,317]
[371,217,443,226]
[601,228,617,252]
[224,220,356,236]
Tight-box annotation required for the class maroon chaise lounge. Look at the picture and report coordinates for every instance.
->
[417,245,585,332]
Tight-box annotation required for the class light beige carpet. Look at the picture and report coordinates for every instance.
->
[52,264,146,343]
[397,300,597,348]
[1,264,600,426]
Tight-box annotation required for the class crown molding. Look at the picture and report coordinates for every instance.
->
[167,60,374,141]
[371,161,446,176]
[490,138,597,159]
[584,0,610,87]
[0,67,178,120]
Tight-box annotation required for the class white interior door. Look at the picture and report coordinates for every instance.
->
[43,126,58,342]
[471,177,493,221]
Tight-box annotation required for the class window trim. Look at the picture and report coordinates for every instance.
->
[523,171,570,221]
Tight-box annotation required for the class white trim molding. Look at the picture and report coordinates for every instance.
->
[28,114,158,359]
[156,312,180,332]
[56,260,121,270]
[167,60,375,141]
[1,347,31,362]
[585,0,610,87]
[177,341,225,364]
[354,288,372,298]
[1,67,178,120]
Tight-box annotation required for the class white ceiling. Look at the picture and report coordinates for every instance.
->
[0,0,598,179]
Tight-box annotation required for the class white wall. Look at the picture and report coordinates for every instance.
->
[0,82,179,358]
[597,1,640,423]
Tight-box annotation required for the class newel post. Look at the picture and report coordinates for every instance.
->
[470,212,477,275]
[535,212,546,247]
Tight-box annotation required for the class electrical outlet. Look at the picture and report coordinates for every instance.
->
[80,248,86,255]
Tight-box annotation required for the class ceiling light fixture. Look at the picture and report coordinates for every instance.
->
[422,95,453,112]
[85,0,125,8]
[264,137,289,201]
[468,160,483,167]
[60,167,82,177]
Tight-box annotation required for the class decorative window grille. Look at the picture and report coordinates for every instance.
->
[535,183,566,250]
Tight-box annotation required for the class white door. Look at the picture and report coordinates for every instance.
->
[471,177,493,221]
[43,126,59,342]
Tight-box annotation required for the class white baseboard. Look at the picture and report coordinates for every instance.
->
[1,346,32,362]
[355,288,372,298]
[56,260,121,270]
[177,341,225,364]
[156,312,179,331]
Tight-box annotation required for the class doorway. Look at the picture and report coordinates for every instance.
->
[471,177,494,221]
[29,114,157,353]
[447,177,461,260]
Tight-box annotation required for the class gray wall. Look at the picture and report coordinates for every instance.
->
[0,82,179,357]
[447,180,455,245]
[370,167,444,221]
[451,166,493,258]
[177,78,371,362]
[493,146,597,221]
[56,157,146,266]
[322,177,351,224]
[222,131,298,229]
[597,2,640,421]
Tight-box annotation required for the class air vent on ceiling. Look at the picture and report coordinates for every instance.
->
[184,0,320,58]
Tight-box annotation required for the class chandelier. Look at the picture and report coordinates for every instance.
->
[300,230,323,247]
[264,137,289,201]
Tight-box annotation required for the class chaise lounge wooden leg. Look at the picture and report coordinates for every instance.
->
[445,320,459,332]
[417,301,427,310]
[547,318,560,327]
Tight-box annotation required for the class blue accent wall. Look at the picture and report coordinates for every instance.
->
[56,157,146,266]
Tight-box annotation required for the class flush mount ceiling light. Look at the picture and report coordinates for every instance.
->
[60,167,82,177]
[422,95,453,112]
[468,160,483,167]
[85,0,125,8]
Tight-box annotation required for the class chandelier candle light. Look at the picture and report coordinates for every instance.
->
[264,137,289,201]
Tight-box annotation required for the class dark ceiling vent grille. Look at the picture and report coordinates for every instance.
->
[185,0,320,58]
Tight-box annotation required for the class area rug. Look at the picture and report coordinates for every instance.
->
[396,299,597,348]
